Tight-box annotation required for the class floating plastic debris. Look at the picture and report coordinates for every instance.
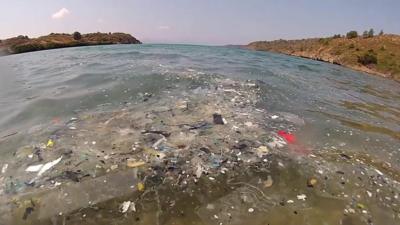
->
[307,178,318,187]
[244,121,254,127]
[297,194,307,201]
[1,164,8,174]
[120,201,132,213]
[263,175,273,188]
[271,115,279,119]
[277,130,296,144]
[26,164,44,172]
[213,113,225,125]
[256,146,270,157]
[46,139,54,148]
[195,164,203,178]
[137,182,145,191]
[25,156,62,176]
[267,136,286,148]
[126,159,146,168]
[375,169,384,176]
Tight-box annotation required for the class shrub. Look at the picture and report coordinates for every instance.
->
[11,43,43,53]
[318,38,330,45]
[333,49,342,55]
[379,30,384,35]
[358,50,378,65]
[368,29,374,38]
[332,34,341,39]
[17,35,29,39]
[362,30,369,38]
[349,43,355,49]
[346,31,358,39]
[73,32,82,40]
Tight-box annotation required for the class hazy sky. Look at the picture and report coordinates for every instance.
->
[1,0,399,45]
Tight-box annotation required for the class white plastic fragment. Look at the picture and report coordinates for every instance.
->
[110,165,118,170]
[367,191,372,197]
[244,122,253,127]
[271,115,279,119]
[287,200,294,204]
[1,164,8,174]
[195,164,203,178]
[130,202,136,212]
[375,169,384,176]
[231,125,239,130]
[297,194,307,201]
[152,137,166,149]
[38,157,62,176]
[25,156,63,176]
[120,201,131,213]
[206,204,215,210]
[266,136,286,148]
[256,146,270,157]
[348,208,355,213]
[26,164,44,172]
[248,208,254,213]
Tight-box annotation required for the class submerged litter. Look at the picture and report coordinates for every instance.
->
[126,159,146,168]
[213,113,226,125]
[277,130,296,144]
[1,164,8,174]
[1,74,399,225]
[307,177,318,187]
[120,201,135,213]
[137,182,145,191]
[256,146,270,157]
[297,194,307,201]
[263,175,274,188]
[46,139,54,148]
[25,156,62,176]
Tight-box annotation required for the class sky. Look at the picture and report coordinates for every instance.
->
[0,0,399,45]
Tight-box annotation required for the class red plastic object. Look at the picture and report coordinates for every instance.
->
[277,130,297,144]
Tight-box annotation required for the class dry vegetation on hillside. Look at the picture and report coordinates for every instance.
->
[248,34,400,81]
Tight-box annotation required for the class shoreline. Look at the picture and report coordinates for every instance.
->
[247,35,400,82]
[0,42,135,56]
[264,50,393,80]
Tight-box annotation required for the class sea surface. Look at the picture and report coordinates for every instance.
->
[0,44,400,225]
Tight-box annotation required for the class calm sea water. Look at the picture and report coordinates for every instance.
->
[0,44,400,224]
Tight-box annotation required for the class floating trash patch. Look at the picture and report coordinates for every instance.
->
[0,74,399,225]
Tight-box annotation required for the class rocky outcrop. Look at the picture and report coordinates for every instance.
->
[0,32,141,55]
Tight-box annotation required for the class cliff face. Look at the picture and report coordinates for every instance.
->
[0,32,141,54]
[248,35,400,81]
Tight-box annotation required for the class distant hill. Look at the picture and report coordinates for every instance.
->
[247,34,400,81]
[0,32,141,54]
